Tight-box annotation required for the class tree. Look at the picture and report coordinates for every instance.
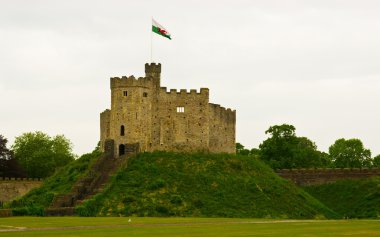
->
[265,124,296,139]
[250,148,261,157]
[0,135,12,160]
[236,143,250,155]
[0,134,26,177]
[373,155,380,168]
[12,132,76,178]
[329,138,372,168]
[259,124,327,169]
[319,151,333,168]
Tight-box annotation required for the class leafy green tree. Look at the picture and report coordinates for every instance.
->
[329,138,371,168]
[12,132,76,178]
[236,143,250,156]
[291,136,326,168]
[373,155,380,168]
[259,124,328,169]
[0,134,12,160]
[250,148,261,157]
[319,151,333,168]
[0,134,26,177]
[265,124,296,139]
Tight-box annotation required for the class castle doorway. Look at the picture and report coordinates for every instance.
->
[119,144,125,156]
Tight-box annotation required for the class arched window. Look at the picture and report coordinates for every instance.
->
[120,125,125,136]
[119,144,125,156]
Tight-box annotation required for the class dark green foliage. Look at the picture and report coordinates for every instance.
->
[259,124,329,169]
[0,134,26,177]
[12,131,76,178]
[250,148,260,156]
[236,143,250,156]
[236,143,260,157]
[7,149,100,214]
[12,206,44,216]
[304,177,380,218]
[76,152,336,219]
[0,158,26,178]
[329,138,372,168]
[0,134,12,160]
[373,155,380,168]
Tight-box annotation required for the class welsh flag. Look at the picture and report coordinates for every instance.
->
[152,19,171,40]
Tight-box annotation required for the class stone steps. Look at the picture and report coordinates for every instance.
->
[46,153,131,216]
[44,207,75,216]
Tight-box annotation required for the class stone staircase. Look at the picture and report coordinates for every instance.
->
[45,153,131,216]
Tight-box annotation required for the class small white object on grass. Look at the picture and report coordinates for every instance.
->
[128,218,131,223]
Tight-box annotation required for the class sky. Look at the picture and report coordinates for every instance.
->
[1,0,380,156]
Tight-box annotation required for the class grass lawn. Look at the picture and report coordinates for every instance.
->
[0,217,380,236]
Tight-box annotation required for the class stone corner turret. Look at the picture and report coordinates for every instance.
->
[145,63,161,77]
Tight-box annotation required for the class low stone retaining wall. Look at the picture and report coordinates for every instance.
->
[45,207,75,216]
[0,178,43,203]
[276,168,380,186]
[0,209,12,217]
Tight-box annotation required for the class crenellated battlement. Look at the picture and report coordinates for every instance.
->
[159,87,209,96]
[145,63,161,74]
[110,75,154,89]
[209,103,236,121]
[100,109,110,115]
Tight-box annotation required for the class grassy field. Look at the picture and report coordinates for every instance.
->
[0,217,380,236]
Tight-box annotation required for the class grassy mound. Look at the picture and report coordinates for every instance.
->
[7,150,100,215]
[304,177,380,218]
[76,152,336,219]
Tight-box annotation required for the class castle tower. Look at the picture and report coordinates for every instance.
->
[104,65,160,156]
[100,63,236,157]
[145,63,161,88]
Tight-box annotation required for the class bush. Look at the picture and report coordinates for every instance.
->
[12,206,44,216]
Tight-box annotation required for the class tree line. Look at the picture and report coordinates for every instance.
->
[0,132,75,178]
[1,124,379,178]
[237,124,380,169]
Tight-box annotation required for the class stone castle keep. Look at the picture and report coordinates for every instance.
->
[100,63,236,157]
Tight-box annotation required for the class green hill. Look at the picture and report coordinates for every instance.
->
[75,152,336,219]
[304,177,380,218]
[8,150,100,215]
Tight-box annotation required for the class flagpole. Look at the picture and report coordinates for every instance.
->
[151,17,153,63]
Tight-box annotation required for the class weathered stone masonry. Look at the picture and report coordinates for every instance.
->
[100,63,236,157]
[276,168,380,186]
[0,178,43,203]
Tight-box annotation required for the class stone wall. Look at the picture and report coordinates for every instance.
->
[276,168,380,186]
[0,178,43,203]
[153,88,210,152]
[208,103,236,153]
[100,109,110,151]
[100,63,236,157]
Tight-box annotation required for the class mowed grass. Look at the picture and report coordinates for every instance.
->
[0,217,380,237]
